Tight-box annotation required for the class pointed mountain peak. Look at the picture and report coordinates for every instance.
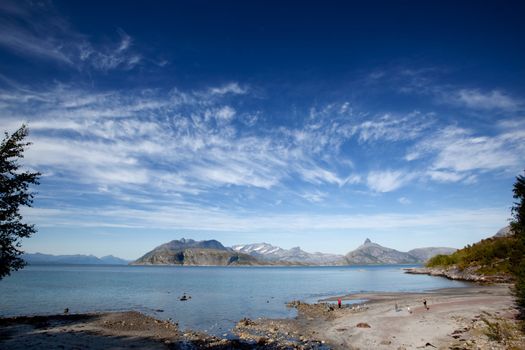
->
[364,238,372,244]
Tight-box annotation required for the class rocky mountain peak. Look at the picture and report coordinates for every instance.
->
[364,238,372,244]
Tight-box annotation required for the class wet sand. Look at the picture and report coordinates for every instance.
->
[1,285,523,349]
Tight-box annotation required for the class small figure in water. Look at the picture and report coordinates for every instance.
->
[63,308,69,315]
[337,298,342,309]
[423,299,429,310]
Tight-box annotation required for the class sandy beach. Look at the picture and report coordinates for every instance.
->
[1,284,524,349]
[235,284,524,349]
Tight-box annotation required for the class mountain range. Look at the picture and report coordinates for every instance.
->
[24,234,476,266]
[231,243,344,265]
[22,253,130,265]
[131,238,457,266]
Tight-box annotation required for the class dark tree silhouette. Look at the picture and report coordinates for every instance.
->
[511,171,525,320]
[0,125,40,279]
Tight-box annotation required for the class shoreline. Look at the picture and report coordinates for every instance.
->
[403,266,514,283]
[236,284,524,349]
[2,284,524,349]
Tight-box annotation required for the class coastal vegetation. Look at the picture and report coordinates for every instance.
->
[427,171,525,324]
[0,125,40,279]
[426,235,517,276]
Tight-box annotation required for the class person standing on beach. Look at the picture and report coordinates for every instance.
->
[423,299,429,310]
[337,298,342,309]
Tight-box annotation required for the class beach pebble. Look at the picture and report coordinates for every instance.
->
[356,322,371,328]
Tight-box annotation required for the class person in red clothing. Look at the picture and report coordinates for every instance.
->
[337,298,342,309]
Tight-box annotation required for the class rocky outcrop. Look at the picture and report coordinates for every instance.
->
[403,266,512,283]
[131,238,258,266]
[494,225,514,238]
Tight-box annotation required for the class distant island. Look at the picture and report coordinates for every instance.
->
[130,237,457,266]
[22,253,130,265]
[130,238,258,266]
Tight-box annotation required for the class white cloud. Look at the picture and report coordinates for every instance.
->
[213,106,236,122]
[300,190,328,203]
[452,89,521,111]
[366,170,415,192]
[296,166,348,187]
[0,21,73,64]
[426,170,465,183]
[0,2,143,71]
[25,205,508,236]
[398,197,411,205]
[376,66,522,112]
[208,82,248,96]
[355,112,433,143]
[0,83,363,197]
[407,126,525,174]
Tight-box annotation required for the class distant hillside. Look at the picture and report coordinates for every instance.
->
[132,238,258,266]
[232,243,344,265]
[407,247,457,262]
[22,253,130,265]
[344,239,420,264]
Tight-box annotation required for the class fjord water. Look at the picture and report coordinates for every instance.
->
[0,265,468,334]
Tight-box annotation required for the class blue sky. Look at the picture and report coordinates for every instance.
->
[1,1,524,259]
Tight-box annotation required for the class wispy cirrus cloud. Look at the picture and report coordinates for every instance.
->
[354,111,434,143]
[2,73,524,220]
[405,123,525,187]
[367,65,523,112]
[207,82,248,96]
[0,1,144,71]
[444,89,522,111]
[25,205,508,238]
[0,82,361,202]
[366,170,416,193]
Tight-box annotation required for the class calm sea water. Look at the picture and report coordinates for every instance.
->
[0,265,468,334]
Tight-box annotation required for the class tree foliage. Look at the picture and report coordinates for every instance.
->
[511,172,525,320]
[0,125,40,279]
